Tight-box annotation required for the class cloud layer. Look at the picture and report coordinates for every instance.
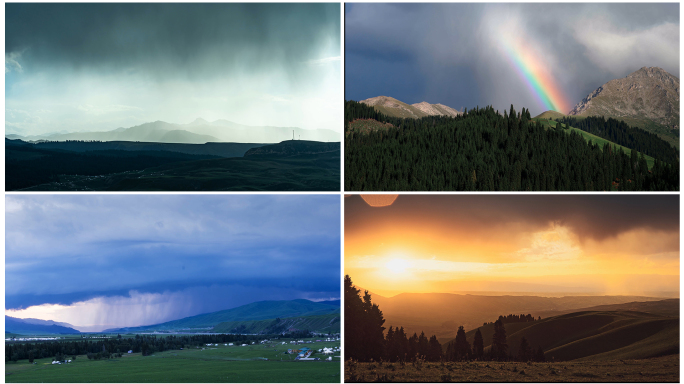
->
[6,195,340,330]
[6,4,341,135]
[345,3,679,116]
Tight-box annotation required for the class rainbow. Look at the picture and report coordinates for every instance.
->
[500,36,571,114]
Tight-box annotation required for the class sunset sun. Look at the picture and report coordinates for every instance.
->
[386,258,410,274]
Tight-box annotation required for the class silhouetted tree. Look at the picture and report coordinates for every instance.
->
[473,329,484,360]
[491,319,508,361]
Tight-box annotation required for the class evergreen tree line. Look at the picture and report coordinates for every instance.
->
[344,100,387,127]
[344,101,679,191]
[556,116,678,165]
[345,275,545,363]
[6,333,275,363]
[483,313,539,326]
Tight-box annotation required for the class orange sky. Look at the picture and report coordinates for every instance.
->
[345,195,679,297]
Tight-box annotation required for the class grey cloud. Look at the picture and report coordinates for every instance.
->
[345,3,679,116]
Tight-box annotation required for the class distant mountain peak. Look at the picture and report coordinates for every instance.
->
[360,96,461,119]
[568,66,679,131]
[189,117,210,125]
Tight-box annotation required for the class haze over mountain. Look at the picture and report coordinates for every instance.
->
[360,96,461,119]
[365,289,672,342]
[9,119,340,144]
[6,316,81,335]
[103,299,339,333]
[568,67,680,132]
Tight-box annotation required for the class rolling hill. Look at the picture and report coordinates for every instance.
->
[10,118,340,144]
[8,138,266,158]
[437,298,679,362]
[360,96,461,119]
[104,299,340,333]
[212,312,340,335]
[6,316,80,335]
[8,140,340,191]
[365,290,670,342]
[568,67,679,147]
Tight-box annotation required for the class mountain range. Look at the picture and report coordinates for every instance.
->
[363,289,671,342]
[8,118,340,144]
[103,299,340,333]
[357,67,679,148]
[360,96,461,119]
[5,316,81,335]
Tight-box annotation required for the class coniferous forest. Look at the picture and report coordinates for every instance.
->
[345,100,679,191]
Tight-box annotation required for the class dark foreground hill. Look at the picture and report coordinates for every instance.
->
[6,316,80,335]
[457,309,678,362]
[7,139,340,191]
[104,299,339,333]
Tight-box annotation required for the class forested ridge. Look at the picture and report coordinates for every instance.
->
[556,116,678,164]
[345,100,679,191]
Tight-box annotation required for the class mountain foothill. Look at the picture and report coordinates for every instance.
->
[345,66,679,192]
[5,299,340,337]
[5,119,341,191]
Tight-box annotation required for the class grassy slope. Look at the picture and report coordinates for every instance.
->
[110,300,339,332]
[212,313,340,334]
[534,111,679,150]
[460,310,678,362]
[6,339,341,383]
[346,119,395,136]
[533,118,656,169]
[370,102,429,119]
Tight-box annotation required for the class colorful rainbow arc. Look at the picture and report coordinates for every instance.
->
[501,37,571,114]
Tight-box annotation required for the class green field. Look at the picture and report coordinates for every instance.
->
[533,118,656,169]
[6,339,341,382]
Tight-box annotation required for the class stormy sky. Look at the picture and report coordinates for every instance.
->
[345,195,679,297]
[345,3,679,116]
[6,195,340,332]
[6,3,341,136]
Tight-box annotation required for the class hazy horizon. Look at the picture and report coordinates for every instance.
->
[6,3,341,136]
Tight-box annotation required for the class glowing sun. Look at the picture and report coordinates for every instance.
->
[386,258,410,274]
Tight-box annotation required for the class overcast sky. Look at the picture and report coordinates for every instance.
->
[345,3,679,116]
[6,195,340,331]
[345,195,679,297]
[6,3,341,136]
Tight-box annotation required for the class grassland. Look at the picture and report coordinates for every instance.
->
[6,339,341,383]
[345,355,679,382]
[533,118,656,169]
[346,119,395,136]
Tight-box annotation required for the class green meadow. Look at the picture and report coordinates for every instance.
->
[533,118,656,169]
[6,339,341,383]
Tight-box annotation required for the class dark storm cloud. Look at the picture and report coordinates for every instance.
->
[6,195,340,318]
[7,3,340,80]
[345,195,679,243]
[345,3,679,115]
